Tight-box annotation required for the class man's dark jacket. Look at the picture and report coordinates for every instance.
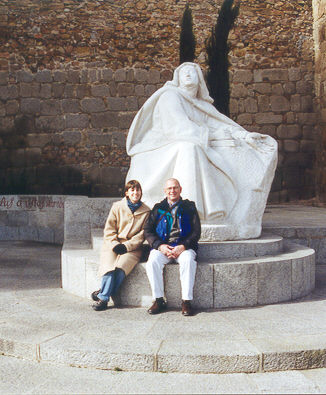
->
[144,198,201,251]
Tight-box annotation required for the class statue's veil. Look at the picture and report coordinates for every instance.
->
[165,62,214,104]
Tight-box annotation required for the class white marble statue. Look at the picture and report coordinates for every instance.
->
[126,62,277,240]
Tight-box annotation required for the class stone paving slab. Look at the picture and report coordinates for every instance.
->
[1,241,326,376]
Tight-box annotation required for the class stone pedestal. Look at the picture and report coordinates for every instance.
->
[62,229,315,309]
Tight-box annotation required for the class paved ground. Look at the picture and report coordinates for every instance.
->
[1,238,326,393]
[263,204,326,228]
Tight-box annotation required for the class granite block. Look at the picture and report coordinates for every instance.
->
[64,197,90,243]
[257,258,292,305]
[0,226,19,240]
[61,251,86,297]
[0,211,8,225]
[192,263,214,309]
[85,258,101,298]
[54,228,64,244]
[163,263,182,308]
[214,262,257,308]
[309,253,316,290]
[251,335,326,372]
[114,262,152,307]
[18,226,38,241]
[157,338,260,374]
[40,334,158,371]
[310,238,326,265]
[0,337,37,360]
[7,211,29,226]
[88,197,119,229]
[37,227,54,243]
[291,255,314,299]
[163,262,214,309]
[198,242,254,260]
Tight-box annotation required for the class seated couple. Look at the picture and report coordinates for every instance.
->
[91,178,201,316]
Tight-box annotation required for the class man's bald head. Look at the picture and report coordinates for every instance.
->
[164,178,182,204]
[164,178,181,188]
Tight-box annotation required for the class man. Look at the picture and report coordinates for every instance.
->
[144,178,201,316]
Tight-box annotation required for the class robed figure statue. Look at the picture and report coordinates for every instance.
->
[126,62,277,240]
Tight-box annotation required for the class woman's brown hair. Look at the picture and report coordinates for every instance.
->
[124,180,142,197]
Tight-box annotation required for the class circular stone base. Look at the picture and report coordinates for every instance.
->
[198,233,283,260]
[200,224,261,241]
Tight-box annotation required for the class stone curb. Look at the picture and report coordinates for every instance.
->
[1,319,326,374]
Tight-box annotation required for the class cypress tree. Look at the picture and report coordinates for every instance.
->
[179,2,196,64]
[206,0,240,116]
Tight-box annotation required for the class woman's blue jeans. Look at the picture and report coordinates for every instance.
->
[98,268,126,302]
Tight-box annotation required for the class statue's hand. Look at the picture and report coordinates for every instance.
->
[245,133,276,152]
[246,132,264,142]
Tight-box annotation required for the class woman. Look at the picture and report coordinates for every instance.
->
[91,180,150,311]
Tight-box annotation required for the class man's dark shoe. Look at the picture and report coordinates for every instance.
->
[147,297,167,315]
[91,290,100,301]
[92,299,108,311]
[182,300,193,316]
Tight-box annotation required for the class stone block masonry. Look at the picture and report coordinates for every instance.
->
[0,67,173,197]
[0,64,317,201]
[229,67,316,203]
[0,1,313,72]
[313,0,326,203]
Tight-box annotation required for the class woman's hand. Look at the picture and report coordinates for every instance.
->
[113,244,127,255]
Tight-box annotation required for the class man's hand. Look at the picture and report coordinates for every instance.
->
[159,244,186,259]
[158,244,174,258]
[170,245,185,259]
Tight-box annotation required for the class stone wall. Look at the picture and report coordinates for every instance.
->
[0,0,313,71]
[0,195,66,243]
[0,67,172,196]
[0,0,317,201]
[313,0,326,202]
[229,68,315,202]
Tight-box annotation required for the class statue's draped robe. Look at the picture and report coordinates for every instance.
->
[126,67,277,236]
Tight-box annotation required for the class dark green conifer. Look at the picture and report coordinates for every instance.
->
[179,2,196,64]
[206,0,240,116]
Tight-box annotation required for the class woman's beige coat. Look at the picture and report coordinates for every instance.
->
[98,197,150,277]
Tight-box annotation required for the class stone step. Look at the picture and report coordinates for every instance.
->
[62,241,315,310]
[13,325,326,375]
[91,229,284,259]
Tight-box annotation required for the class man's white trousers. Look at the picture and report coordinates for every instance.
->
[146,248,197,301]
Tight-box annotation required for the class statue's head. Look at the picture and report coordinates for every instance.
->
[168,62,214,104]
[178,64,199,91]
